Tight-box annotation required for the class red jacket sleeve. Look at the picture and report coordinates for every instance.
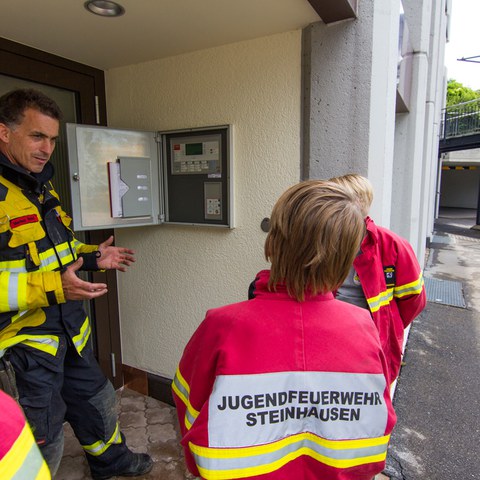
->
[171,311,228,475]
[392,235,426,328]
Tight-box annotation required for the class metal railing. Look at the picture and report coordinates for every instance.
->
[440,98,480,140]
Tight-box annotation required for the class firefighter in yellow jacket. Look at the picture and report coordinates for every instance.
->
[0,89,152,479]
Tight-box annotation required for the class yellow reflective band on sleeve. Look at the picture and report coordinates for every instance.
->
[366,288,394,313]
[172,367,199,430]
[82,423,122,457]
[0,258,29,272]
[0,271,13,311]
[52,241,76,264]
[1,271,62,312]
[0,334,59,357]
[35,461,51,480]
[394,274,424,298]
[35,460,51,480]
[0,242,76,274]
[0,272,31,313]
[190,432,390,480]
[0,422,51,480]
[73,239,99,254]
[73,318,91,353]
[367,273,424,312]
[18,273,27,311]
[37,242,76,271]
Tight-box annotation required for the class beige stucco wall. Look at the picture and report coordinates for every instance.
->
[105,31,302,378]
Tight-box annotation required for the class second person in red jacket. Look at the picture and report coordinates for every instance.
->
[330,174,426,382]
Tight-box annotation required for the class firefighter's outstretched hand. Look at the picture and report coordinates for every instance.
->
[97,235,135,272]
[61,257,108,300]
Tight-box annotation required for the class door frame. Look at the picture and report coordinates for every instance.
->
[0,37,123,388]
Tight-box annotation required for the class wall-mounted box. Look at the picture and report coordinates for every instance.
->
[66,124,233,230]
[396,9,413,113]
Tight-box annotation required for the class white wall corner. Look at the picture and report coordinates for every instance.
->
[367,0,401,227]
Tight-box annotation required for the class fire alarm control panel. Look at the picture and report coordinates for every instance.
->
[66,125,233,230]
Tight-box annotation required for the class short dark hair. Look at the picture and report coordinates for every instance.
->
[0,88,63,127]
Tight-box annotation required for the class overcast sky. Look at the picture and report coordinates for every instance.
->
[444,0,480,90]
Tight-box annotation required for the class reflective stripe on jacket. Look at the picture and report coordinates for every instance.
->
[0,155,98,357]
[353,217,426,380]
[173,270,396,480]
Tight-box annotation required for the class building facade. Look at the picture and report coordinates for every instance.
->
[0,0,450,395]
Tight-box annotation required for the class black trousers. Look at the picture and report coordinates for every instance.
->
[9,336,132,477]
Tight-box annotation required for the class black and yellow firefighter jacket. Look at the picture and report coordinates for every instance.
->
[0,152,100,359]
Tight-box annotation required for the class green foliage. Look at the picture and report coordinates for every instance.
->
[443,80,480,138]
[446,79,480,106]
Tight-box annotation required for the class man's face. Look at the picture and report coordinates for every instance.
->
[0,108,59,174]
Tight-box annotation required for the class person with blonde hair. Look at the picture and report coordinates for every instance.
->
[173,180,396,480]
[330,173,374,217]
[329,173,426,382]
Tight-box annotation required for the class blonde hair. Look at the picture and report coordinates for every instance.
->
[265,180,364,301]
[329,174,373,217]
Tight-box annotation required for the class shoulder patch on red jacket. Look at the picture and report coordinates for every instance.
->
[383,266,396,288]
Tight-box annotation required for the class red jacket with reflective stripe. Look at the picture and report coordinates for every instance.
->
[351,217,426,380]
[0,389,51,479]
[173,270,396,480]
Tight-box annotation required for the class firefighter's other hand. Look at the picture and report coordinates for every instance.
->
[97,235,135,272]
[61,257,108,300]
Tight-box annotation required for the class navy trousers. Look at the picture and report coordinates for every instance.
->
[9,336,132,477]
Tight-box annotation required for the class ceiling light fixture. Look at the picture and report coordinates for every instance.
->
[84,0,125,17]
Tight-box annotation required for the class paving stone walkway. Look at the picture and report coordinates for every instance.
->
[56,388,197,480]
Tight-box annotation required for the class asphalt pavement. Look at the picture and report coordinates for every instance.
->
[383,208,480,479]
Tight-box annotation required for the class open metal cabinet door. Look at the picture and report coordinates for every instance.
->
[66,124,163,231]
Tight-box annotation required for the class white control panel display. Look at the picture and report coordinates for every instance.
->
[171,136,221,175]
